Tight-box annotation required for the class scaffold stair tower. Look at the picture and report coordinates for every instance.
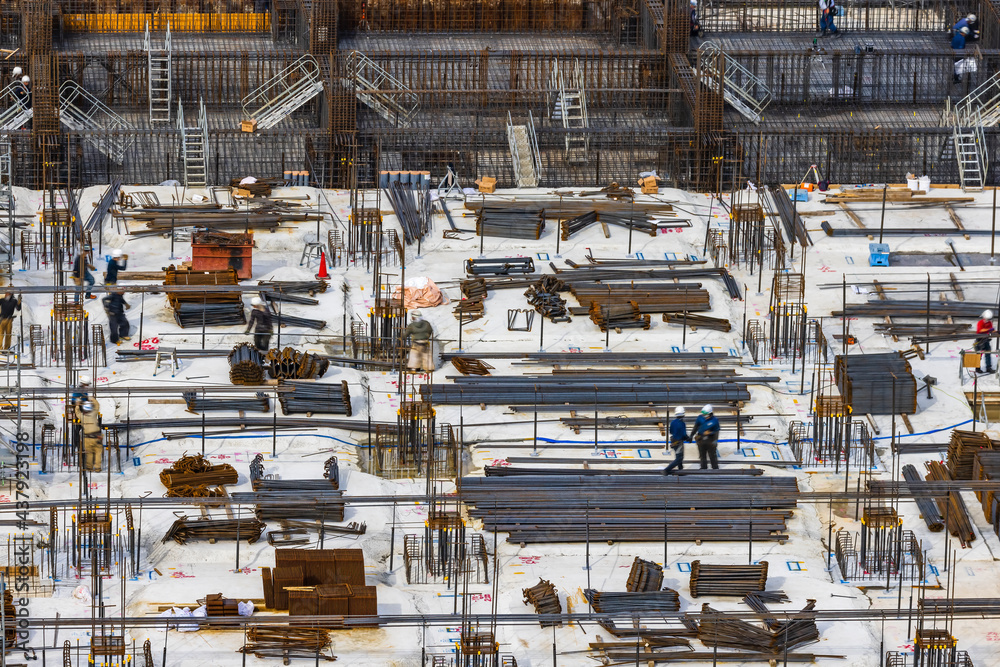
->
[506,111,542,188]
[345,51,419,127]
[145,21,172,125]
[550,59,590,165]
[697,42,772,125]
[58,81,134,164]
[242,54,324,131]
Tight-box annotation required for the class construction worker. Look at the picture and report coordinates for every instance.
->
[71,245,96,301]
[663,406,691,475]
[101,288,131,345]
[818,0,839,37]
[690,0,703,37]
[693,404,721,470]
[245,297,273,352]
[11,67,21,83]
[976,310,995,374]
[75,395,103,472]
[402,310,435,372]
[0,291,20,351]
[71,375,92,409]
[953,13,978,40]
[105,249,128,285]
[953,26,971,82]
[14,75,30,108]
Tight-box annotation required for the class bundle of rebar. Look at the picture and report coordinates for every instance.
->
[832,300,996,319]
[698,600,819,652]
[465,257,535,276]
[229,343,265,385]
[689,561,769,597]
[239,627,335,661]
[264,348,330,380]
[522,579,561,626]
[460,278,488,300]
[174,302,247,328]
[232,490,345,523]
[585,588,681,613]
[744,592,791,630]
[947,429,996,479]
[278,380,352,416]
[162,516,265,545]
[272,311,327,330]
[160,454,239,492]
[524,275,571,322]
[192,231,253,246]
[626,557,664,592]
[228,177,285,197]
[571,284,711,316]
[588,301,650,332]
[662,312,732,332]
[899,464,945,532]
[551,264,742,300]
[476,207,545,239]
[766,185,811,247]
[262,291,318,306]
[459,475,797,543]
[182,392,270,413]
[834,352,916,415]
[257,280,329,296]
[451,357,493,376]
[973,451,1000,537]
[387,180,429,244]
[453,296,485,322]
[925,460,976,546]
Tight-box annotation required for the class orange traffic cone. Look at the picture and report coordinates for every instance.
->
[316,250,330,280]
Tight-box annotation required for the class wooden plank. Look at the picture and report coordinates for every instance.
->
[146,399,186,404]
[950,273,965,301]
[900,413,915,435]
[945,205,971,240]
[837,203,866,228]
[865,413,881,435]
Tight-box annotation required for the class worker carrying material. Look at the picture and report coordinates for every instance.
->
[72,245,96,301]
[105,249,128,285]
[0,291,21,350]
[663,406,691,475]
[693,404,721,469]
[245,297,273,352]
[976,310,995,374]
[402,310,435,372]
[102,288,131,345]
[75,395,103,472]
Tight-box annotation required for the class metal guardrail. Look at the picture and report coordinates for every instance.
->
[698,42,772,124]
[344,51,418,127]
[242,54,325,130]
[58,81,134,164]
[0,82,32,132]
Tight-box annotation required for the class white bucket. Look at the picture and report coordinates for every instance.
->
[906,177,919,191]
[918,175,931,192]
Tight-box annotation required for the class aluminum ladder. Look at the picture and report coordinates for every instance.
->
[145,21,172,124]
[0,82,32,131]
[178,98,208,188]
[344,51,418,126]
[506,111,541,188]
[58,81,134,164]
[549,59,590,164]
[242,54,324,131]
[697,42,772,124]
[0,139,11,212]
[953,107,987,192]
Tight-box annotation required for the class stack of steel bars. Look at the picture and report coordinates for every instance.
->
[161,517,265,545]
[257,280,329,296]
[626,557,663,591]
[662,312,732,331]
[973,451,1000,537]
[894,465,945,532]
[585,589,681,613]
[947,429,996,478]
[698,600,819,652]
[570,283,712,314]
[475,206,545,239]
[182,392,270,413]
[231,490,345,523]
[229,342,264,385]
[834,352,916,415]
[387,181,430,244]
[925,460,976,546]
[459,474,797,543]
[265,348,330,380]
[689,562,769,597]
[588,301,650,331]
[278,380,352,416]
[522,579,562,626]
[174,302,247,328]
[524,275,571,322]
[239,627,334,660]
[160,454,239,492]
[271,308,327,330]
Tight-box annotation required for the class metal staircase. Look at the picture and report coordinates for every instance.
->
[242,54,324,131]
[506,111,542,188]
[0,82,32,131]
[953,108,987,192]
[549,59,590,165]
[145,21,172,124]
[178,98,208,188]
[344,51,419,126]
[957,70,1000,128]
[58,81,134,164]
[697,42,772,124]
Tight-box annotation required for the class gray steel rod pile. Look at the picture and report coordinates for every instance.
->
[918,598,1000,615]
[232,490,345,522]
[551,265,742,300]
[279,380,352,416]
[387,181,429,244]
[459,474,797,543]
[690,561,769,597]
[161,516,265,544]
[476,207,545,239]
[585,589,681,613]
[834,352,916,415]
[767,185,811,247]
[257,280,329,295]
[465,257,535,276]
[229,343,264,385]
[894,465,945,532]
[926,460,976,547]
[421,376,752,406]
[272,311,327,330]
[182,392,270,413]
[832,300,996,318]
[174,302,247,328]
[440,351,732,363]
[698,600,819,652]
[265,348,330,380]
[262,292,318,306]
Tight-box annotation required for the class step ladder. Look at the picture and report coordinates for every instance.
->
[506,110,542,188]
[344,51,419,126]
[58,81,134,164]
[0,82,32,131]
[549,59,590,165]
[178,98,208,188]
[242,54,324,131]
[697,42,772,124]
[154,347,179,377]
[145,21,172,124]
[955,115,987,192]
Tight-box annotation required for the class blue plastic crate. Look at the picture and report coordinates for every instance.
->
[869,243,890,267]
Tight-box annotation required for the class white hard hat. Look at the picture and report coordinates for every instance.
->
[250,297,263,307]
[961,26,970,34]
[984,310,994,320]
[111,249,122,257]
[20,76,29,85]
[411,310,422,318]
[968,13,976,22]
[674,406,685,417]
[79,374,91,385]
[11,67,21,78]
[701,404,713,414]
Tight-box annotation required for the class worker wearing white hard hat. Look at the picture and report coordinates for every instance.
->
[76,394,104,472]
[693,404,721,469]
[402,310,435,372]
[11,67,21,80]
[976,310,995,374]
[664,406,692,474]
[105,248,128,286]
[245,297,273,352]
